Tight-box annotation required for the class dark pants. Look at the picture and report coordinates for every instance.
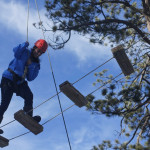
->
[0,77,33,123]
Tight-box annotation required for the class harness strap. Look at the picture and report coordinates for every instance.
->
[8,68,23,82]
[22,66,28,80]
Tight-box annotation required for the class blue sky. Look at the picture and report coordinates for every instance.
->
[0,0,126,150]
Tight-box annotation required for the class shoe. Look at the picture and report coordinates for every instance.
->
[23,106,33,117]
[0,116,3,124]
[0,129,3,134]
[33,115,41,123]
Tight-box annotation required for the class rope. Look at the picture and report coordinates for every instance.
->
[0,120,15,128]
[0,0,30,129]
[42,104,75,125]
[34,0,72,149]
[27,0,30,42]
[72,57,114,85]
[9,131,30,141]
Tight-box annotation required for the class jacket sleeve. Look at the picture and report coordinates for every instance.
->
[26,63,40,81]
[13,42,29,59]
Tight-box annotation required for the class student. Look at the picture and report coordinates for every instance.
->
[0,39,48,133]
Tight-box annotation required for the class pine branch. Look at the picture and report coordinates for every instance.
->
[139,56,150,86]
[123,98,149,114]
[125,114,150,147]
[120,115,126,136]
[84,0,142,14]
[66,19,150,44]
[143,77,150,85]
[137,105,150,145]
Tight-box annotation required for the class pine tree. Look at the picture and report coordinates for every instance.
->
[42,0,150,50]
[42,0,150,149]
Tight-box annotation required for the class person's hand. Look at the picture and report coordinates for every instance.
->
[26,41,29,46]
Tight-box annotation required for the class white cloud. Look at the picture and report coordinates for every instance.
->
[73,127,87,144]
[0,0,113,63]
[66,35,112,62]
[0,0,46,41]
[71,115,121,150]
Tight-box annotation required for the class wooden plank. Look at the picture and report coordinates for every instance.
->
[14,110,43,135]
[0,136,9,148]
[111,45,134,76]
[59,81,88,107]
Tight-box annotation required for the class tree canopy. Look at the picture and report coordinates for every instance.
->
[41,0,150,149]
[42,0,150,50]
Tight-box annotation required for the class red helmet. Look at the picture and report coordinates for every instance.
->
[34,39,48,53]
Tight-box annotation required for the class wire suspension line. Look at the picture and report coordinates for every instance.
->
[72,57,114,85]
[27,0,30,42]
[34,0,72,149]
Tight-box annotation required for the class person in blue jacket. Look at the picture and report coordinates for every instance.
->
[0,39,48,133]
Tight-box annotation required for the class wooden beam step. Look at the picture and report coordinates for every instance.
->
[111,45,134,76]
[0,136,9,148]
[59,81,88,108]
[14,110,43,135]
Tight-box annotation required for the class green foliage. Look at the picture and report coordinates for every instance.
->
[43,0,150,149]
[86,57,150,148]
[88,75,150,148]
[44,0,150,49]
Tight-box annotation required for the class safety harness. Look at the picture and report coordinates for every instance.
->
[8,66,28,84]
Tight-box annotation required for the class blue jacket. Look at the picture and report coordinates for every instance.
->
[2,42,40,84]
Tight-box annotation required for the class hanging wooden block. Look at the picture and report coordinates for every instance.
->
[59,81,88,107]
[111,45,134,76]
[14,110,43,135]
[0,136,9,148]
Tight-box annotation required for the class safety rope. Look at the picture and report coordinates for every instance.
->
[27,0,30,42]
[0,0,30,129]
[34,0,72,149]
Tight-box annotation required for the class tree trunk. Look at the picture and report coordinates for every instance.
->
[145,0,150,32]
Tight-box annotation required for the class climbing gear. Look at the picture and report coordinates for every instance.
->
[8,65,28,84]
[27,0,30,42]
[7,68,23,82]
[34,39,48,53]
[22,66,28,81]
